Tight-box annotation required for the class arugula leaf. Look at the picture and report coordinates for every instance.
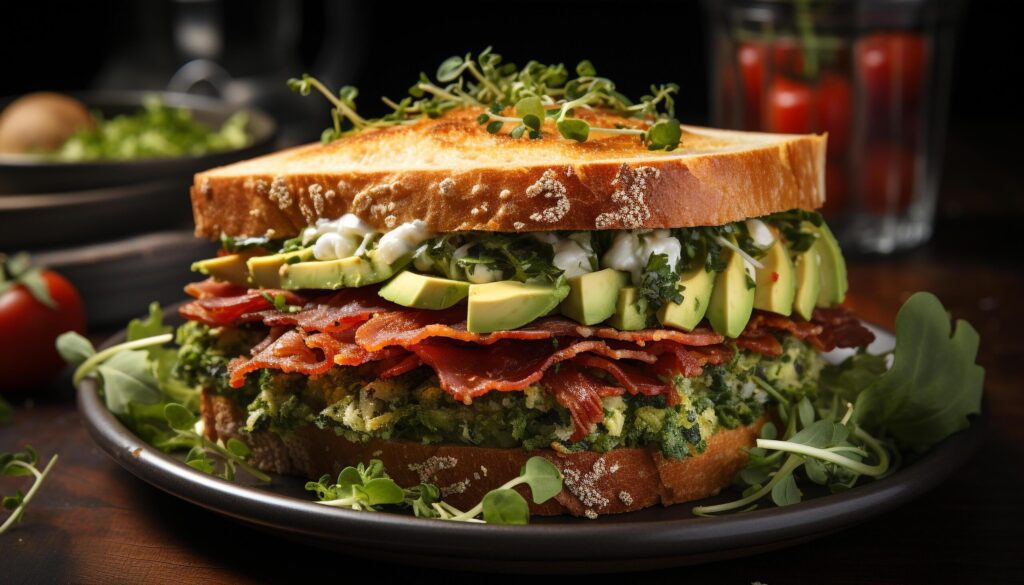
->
[854,292,984,452]
[96,351,162,416]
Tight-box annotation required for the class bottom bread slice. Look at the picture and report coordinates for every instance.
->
[201,391,764,517]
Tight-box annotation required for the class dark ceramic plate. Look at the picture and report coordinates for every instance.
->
[77,314,982,573]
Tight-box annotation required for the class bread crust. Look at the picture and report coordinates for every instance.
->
[201,392,764,517]
[192,108,826,239]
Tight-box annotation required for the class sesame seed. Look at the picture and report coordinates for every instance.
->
[595,164,660,229]
[526,169,569,223]
[584,509,599,520]
[408,455,458,484]
[268,176,293,209]
[561,457,610,509]
[439,177,456,195]
[513,221,526,230]
[618,491,633,506]
[499,189,512,200]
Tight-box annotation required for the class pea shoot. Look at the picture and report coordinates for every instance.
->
[289,48,684,150]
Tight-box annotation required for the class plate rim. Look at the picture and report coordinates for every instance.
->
[77,310,984,566]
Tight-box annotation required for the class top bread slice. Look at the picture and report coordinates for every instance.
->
[191,107,827,239]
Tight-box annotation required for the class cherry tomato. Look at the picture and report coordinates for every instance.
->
[864,142,915,215]
[856,32,927,108]
[766,76,815,134]
[817,73,852,158]
[737,42,767,129]
[0,267,86,391]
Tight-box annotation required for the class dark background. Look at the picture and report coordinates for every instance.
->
[3,2,1023,583]
[5,0,1022,230]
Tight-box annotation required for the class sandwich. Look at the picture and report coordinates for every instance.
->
[175,53,875,518]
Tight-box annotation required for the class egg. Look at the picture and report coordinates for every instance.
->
[0,92,94,154]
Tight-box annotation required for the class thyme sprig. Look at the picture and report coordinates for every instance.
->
[289,48,683,150]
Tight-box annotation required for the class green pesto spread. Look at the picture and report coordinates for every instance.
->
[174,323,823,459]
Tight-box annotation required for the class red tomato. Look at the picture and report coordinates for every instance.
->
[817,73,852,158]
[772,38,806,78]
[0,268,86,391]
[856,32,927,108]
[766,77,815,134]
[737,42,767,129]
[864,142,916,215]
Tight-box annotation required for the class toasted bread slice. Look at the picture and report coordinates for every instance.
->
[192,107,826,239]
[201,392,765,517]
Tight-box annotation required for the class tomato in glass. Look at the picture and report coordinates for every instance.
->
[817,73,852,158]
[0,267,86,391]
[766,76,815,134]
[737,42,767,129]
[864,142,915,215]
[856,32,927,108]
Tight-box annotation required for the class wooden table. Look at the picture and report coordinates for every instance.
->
[3,221,1022,583]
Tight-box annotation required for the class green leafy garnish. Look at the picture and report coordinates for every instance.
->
[57,303,266,482]
[694,292,983,516]
[1,446,58,534]
[854,292,984,452]
[54,96,249,161]
[1,252,56,309]
[308,456,562,525]
[289,48,683,150]
[638,253,682,312]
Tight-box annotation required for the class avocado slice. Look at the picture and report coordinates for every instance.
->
[707,250,756,338]
[467,280,569,333]
[280,252,410,290]
[812,222,848,307]
[606,286,648,331]
[247,247,315,288]
[191,252,257,287]
[559,268,629,325]
[753,240,796,316]
[379,271,470,310]
[793,247,822,320]
[658,267,715,331]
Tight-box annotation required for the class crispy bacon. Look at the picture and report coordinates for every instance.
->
[248,288,396,334]
[573,354,677,405]
[227,329,335,388]
[811,307,876,351]
[407,338,659,401]
[649,341,735,379]
[179,289,304,328]
[736,330,784,357]
[355,311,581,351]
[577,325,724,347]
[376,353,423,379]
[542,362,611,442]
[184,278,248,299]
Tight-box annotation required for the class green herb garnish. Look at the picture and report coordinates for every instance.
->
[694,292,984,516]
[56,303,267,482]
[1,446,58,534]
[638,252,682,312]
[55,96,249,161]
[289,48,683,150]
[307,456,562,525]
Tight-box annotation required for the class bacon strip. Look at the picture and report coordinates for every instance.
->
[184,278,248,300]
[573,354,677,406]
[179,289,304,328]
[811,307,876,351]
[356,311,582,351]
[542,362,611,442]
[649,341,735,379]
[407,338,659,402]
[247,288,396,334]
[736,330,784,357]
[227,329,335,388]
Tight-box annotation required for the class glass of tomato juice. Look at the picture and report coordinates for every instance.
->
[706,0,962,253]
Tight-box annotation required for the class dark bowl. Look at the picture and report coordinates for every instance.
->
[0,90,276,195]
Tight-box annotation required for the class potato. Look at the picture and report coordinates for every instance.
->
[0,92,94,154]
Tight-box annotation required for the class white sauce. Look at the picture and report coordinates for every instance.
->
[467,264,503,284]
[375,220,433,265]
[304,214,376,260]
[745,219,775,249]
[534,232,593,279]
[601,230,682,284]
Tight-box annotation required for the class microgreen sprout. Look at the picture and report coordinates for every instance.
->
[308,456,562,525]
[289,48,683,150]
[1,446,58,534]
